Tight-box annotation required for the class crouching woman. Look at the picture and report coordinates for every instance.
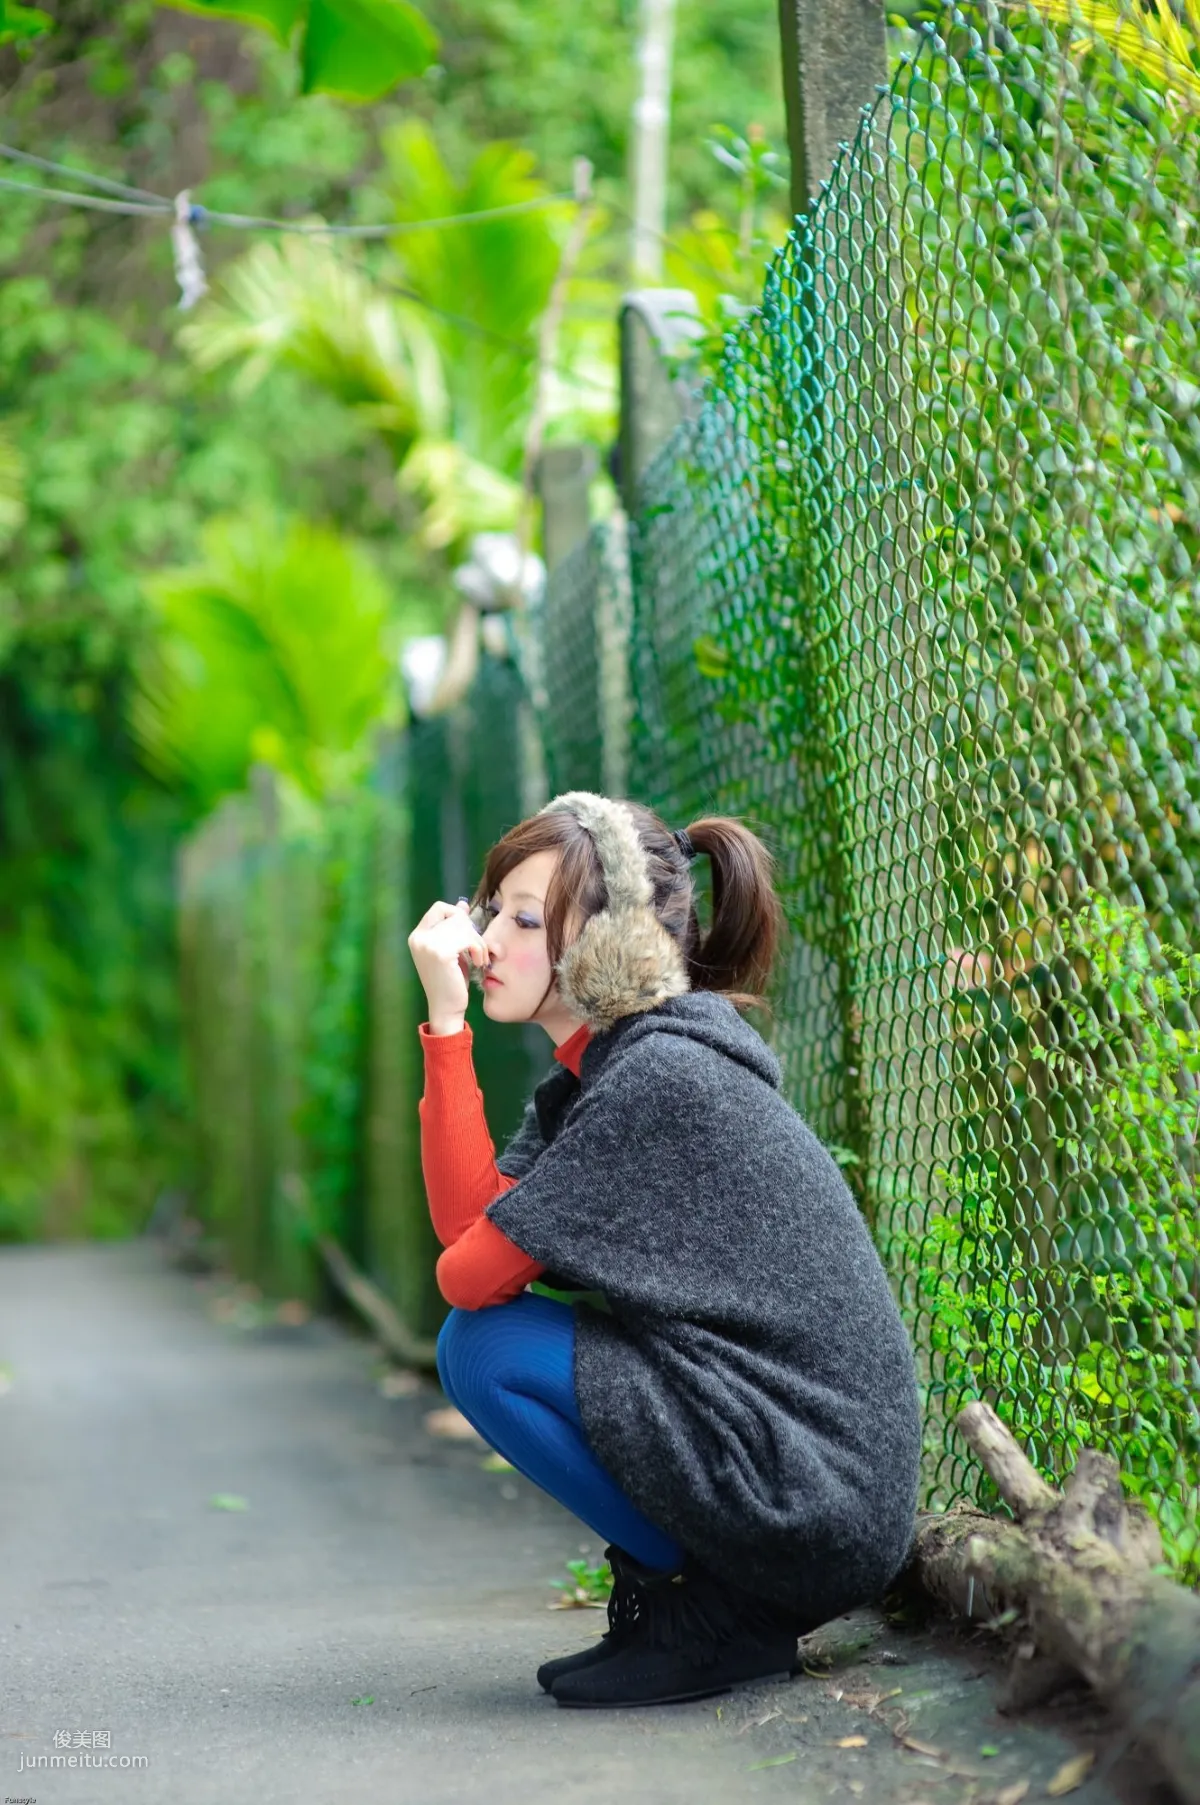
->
[407,790,921,1709]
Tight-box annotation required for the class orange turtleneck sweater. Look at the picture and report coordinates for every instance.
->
[418,1018,592,1310]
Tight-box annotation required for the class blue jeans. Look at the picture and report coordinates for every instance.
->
[436,1291,684,1571]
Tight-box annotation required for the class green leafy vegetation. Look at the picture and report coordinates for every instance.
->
[0,0,782,1242]
[910,893,1200,1578]
[131,512,399,809]
[0,8,405,1237]
[548,1556,613,1608]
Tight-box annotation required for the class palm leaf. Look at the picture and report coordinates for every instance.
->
[380,120,568,469]
[159,0,436,101]
[179,235,448,453]
[1025,0,1200,106]
[397,438,523,550]
[131,512,397,811]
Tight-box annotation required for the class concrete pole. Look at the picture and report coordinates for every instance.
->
[777,0,888,213]
[616,290,703,514]
[535,445,596,574]
[629,0,677,280]
[774,0,890,1226]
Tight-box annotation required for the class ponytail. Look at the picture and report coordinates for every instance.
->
[676,815,786,1018]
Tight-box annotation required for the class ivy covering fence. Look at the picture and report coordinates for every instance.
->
[179,0,1200,1581]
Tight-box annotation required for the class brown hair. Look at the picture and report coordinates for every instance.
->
[471,800,787,1020]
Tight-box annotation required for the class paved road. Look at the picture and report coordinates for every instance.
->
[0,1242,1169,1805]
[0,1242,781,1805]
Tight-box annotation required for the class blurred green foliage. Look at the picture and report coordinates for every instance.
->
[664,124,791,361]
[0,666,184,1239]
[178,119,604,556]
[0,0,784,1239]
[161,0,438,101]
[420,0,784,222]
[0,0,51,45]
[296,785,375,1254]
[379,117,567,470]
[6,0,437,99]
[131,511,400,810]
[0,5,427,1237]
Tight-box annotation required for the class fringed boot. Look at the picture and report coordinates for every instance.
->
[550,1556,800,1708]
[536,1545,664,1692]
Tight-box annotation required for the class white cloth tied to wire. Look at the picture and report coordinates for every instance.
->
[171,191,208,311]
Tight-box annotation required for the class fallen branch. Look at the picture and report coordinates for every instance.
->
[159,1178,440,1372]
[313,1228,440,1371]
[281,1173,440,1371]
[908,1401,1200,1805]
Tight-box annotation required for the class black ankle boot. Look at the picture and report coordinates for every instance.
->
[550,1558,799,1708]
[536,1546,670,1693]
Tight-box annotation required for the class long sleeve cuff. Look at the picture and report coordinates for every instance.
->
[436,1216,544,1309]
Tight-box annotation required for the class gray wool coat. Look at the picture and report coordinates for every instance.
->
[486,989,922,1625]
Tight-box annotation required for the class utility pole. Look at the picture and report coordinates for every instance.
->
[629,0,677,280]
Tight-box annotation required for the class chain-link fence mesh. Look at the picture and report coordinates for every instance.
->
[524,515,634,802]
[177,792,331,1303]
[175,0,1199,1581]
[531,0,1200,1578]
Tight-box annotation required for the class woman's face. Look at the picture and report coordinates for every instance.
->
[478,850,585,1042]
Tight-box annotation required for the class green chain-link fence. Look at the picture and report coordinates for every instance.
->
[178,0,1199,1580]
[544,0,1199,1576]
[178,716,550,1349]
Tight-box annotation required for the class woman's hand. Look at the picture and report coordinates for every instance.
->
[407,898,489,1033]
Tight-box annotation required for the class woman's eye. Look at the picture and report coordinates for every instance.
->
[483,903,539,928]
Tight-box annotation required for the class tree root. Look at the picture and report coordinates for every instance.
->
[907,1402,1200,1804]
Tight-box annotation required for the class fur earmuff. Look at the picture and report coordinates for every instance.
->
[540,792,690,1031]
[553,902,690,1032]
[467,791,691,1031]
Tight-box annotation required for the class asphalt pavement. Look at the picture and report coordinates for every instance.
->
[0,1241,1171,1805]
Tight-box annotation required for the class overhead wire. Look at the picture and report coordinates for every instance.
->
[0,143,170,206]
[0,145,575,235]
[0,175,170,216]
[0,138,739,279]
[0,144,692,397]
[0,140,741,293]
[193,193,576,235]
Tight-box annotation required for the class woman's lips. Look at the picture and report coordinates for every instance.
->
[483,973,502,986]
